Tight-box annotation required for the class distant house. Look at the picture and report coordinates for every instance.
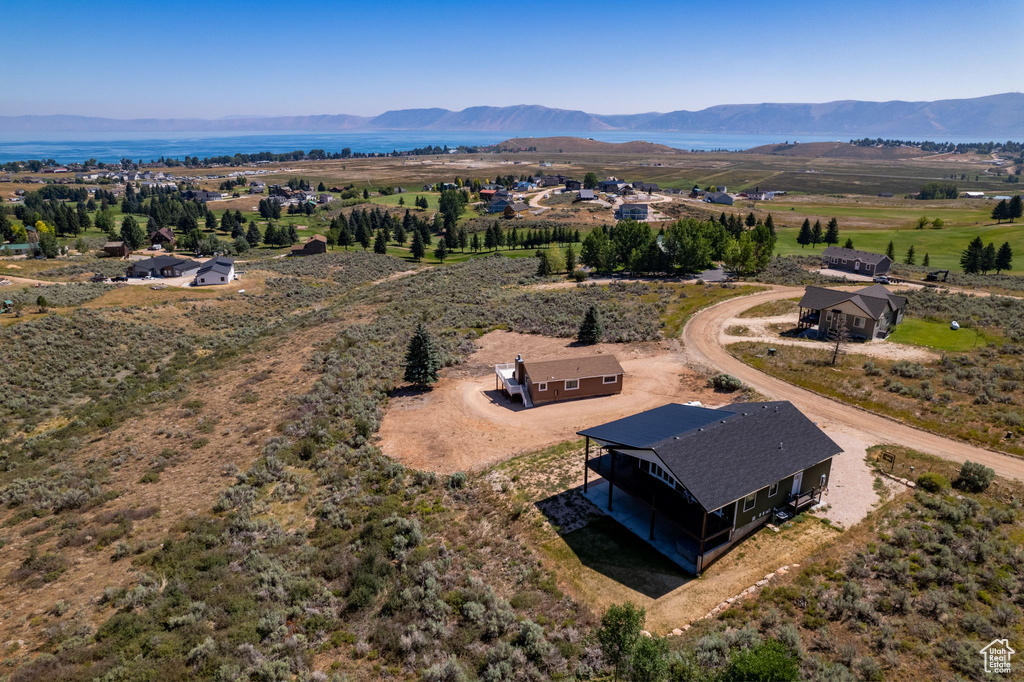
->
[577,189,596,201]
[194,256,235,286]
[515,180,536,190]
[103,241,131,258]
[820,245,891,276]
[878,192,894,198]
[127,255,201,278]
[705,191,734,205]
[716,185,727,192]
[797,284,907,339]
[632,181,659,192]
[564,180,582,191]
[599,180,627,193]
[290,234,328,256]
[150,227,176,247]
[249,186,265,195]
[616,203,650,221]
[503,201,529,219]
[0,243,30,255]
[741,190,774,201]
[961,191,984,198]
[488,198,513,214]
[577,401,841,574]
[479,189,498,202]
[496,354,624,407]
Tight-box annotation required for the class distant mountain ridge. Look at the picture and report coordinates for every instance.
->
[2,94,1022,136]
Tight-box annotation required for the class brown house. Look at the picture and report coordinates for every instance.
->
[496,354,624,407]
[103,241,131,258]
[149,227,176,247]
[290,234,328,256]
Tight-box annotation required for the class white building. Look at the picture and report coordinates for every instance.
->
[194,256,235,286]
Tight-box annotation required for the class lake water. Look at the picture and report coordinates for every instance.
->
[0,130,862,164]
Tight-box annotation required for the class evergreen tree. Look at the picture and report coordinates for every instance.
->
[403,323,440,389]
[119,215,145,250]
[0,212,12,242]
[362,188,369,199]
[745,212,756,228]
[535,249,551,276]
[564,244,577,273]
[885,241,895,259]
[317,181,326,192]
[246,221,262,248]
[992,199,1011,223]
[206,212,218,232]
[263,222,278,246]
[996,241,1013,273]
[578,305,602,345]
[764,213,775,236]
[810,219,823,247]
[843,237,854,249]
[904,244,916,265]
[433,239,448,262]
[287,225,299,244]
[471,232,480,252]
[338,225,354,250]
[981,242,997,274]
[394,223,406,246]
[922,253,930,267]
[373,229,388,254]
[796,219,812,248]
[960,236,984,274]
[1009,195,1023,223]
[824,217,839,245]
[410,229,425,261]
[354,221,370,250]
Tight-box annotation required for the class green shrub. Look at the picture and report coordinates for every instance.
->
[710,374,743,392]
[954,461,995,493]
[721,640,799,681]
[916,472,950,493]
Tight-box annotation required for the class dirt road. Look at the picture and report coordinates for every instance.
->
[683,286,1024,482]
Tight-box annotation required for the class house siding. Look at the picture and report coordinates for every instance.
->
[817,300,879,339]
[528,374,622,405]
[732,457,833,527]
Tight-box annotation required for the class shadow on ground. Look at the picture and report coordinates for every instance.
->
[535,488,692,599]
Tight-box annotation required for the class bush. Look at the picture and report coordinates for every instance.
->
[916,472,950,493]
[721,640,799,681]
[447,472,467,490]
[710,374,743,392]
[954,461,995,492]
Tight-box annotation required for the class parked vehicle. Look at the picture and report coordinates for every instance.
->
[111,276,128,282]
[873,275,890,283]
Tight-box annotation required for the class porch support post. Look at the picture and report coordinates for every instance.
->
[649,493,656,541]
[583,437,589,494]
[607,450,615,512]
[697,508,708,575]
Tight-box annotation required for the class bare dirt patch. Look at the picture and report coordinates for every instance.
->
[378,330,719,473]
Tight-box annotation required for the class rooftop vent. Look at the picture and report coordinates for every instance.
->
[779,442,784,449]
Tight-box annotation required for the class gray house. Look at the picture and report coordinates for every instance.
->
[127,255,202,278]
[616,203,650,221]
[798,284,907,339]
[578,401,841,574]
[705,191,734,205]
[821,246,891,276]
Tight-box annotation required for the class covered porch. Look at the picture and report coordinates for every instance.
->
[582,448,735,575]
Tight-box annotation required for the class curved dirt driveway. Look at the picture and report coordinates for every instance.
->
[684,286,1024,482]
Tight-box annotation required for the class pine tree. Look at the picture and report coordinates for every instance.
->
[317,181,326,192]
[810,220,823,247]
[922,253,930,267]
[373,229,388,254]
[577,305,602,345]
[796,219,812,248]
[764,213,775,236]
[565,244,576,273]
[981,242,997,274]
[1009,195,1023,223]
[886,241,895,259]
[410,230,425,261]
[394,224,406,246]
[960,236,984,274]
[535,249,551,276]
[263,222,278,246]
[904,244,916,265]
[246,221,262,248]
[338,225,354,250]
[843,237,854,249]
[824,217,839,245]
[745,212,756,228]
[403,323,440,389]
[433,239,447,262]
[119,215,145,250]
[996,241,1013,273]
[992,199,1011,223]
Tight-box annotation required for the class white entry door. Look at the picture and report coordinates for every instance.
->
[853,260,860,271]
[791,471,803,497]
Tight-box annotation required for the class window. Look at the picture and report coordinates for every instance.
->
[603,375,617,384]
[743,493,756,512]
[841,258,847,264]
[564,379,579,390]
[853,317,865,328]
[537,383,547,392]
[647,461,675,487]
[768,482,779,497]
[220,276,225,282]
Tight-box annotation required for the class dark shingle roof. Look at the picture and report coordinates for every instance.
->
[799,284,907,319]
[132,255,199,270]
[578,403,725,449]
[525,355,624,383]
[579,401,842,511]
[822,246,890,265]
[197,256,234,276]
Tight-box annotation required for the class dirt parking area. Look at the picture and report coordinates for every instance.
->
[378,331,721,473]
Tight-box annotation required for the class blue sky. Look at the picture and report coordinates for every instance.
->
[3,0,1022,118]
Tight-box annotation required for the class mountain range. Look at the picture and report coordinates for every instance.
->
[2,94,1022,137]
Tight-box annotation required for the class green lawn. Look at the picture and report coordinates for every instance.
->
[774,221,1024,274]
[888,318,993,352]
[369,192,439,210]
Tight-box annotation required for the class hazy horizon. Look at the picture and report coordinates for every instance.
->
[4,0,1022,119]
